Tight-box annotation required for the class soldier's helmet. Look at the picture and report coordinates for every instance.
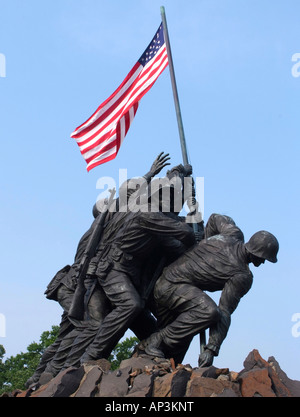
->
[245,231,279,263]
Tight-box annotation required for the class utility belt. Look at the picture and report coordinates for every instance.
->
[88,245,138,282]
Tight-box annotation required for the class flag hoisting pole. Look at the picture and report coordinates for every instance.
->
[160,5,207,355]
[160,6,188,166]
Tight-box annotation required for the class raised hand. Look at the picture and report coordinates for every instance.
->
[150,152,171,176]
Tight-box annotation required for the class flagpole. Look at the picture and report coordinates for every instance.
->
[160,6,189,166]
[160,6,207,355]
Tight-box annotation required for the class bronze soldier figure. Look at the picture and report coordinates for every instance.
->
[144,213,279,366]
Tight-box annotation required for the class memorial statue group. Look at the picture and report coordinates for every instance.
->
[26,153,279,388]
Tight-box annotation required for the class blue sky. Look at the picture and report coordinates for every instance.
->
[0,0,299,379]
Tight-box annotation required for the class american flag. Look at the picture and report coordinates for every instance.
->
[71,24,168,171]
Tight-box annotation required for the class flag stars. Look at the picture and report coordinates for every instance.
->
[138,24,165,66]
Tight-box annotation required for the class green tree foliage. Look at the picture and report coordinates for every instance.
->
[0,325,59,394]
[0,327,138,394]
[108,336,139,370]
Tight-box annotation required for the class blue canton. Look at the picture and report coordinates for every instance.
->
[138,24,164,66]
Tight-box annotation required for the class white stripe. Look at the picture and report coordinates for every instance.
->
[120,115,126,142]
[129,105,135,124]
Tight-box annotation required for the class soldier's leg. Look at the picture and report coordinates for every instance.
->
[145,280,220,361]
[81,270,143,362]
[61,279,112,369]
[25,315,73,387]
[37,285,84,378]
[161,285,219,347]
[42,326,83,377]
[26,285,76,385]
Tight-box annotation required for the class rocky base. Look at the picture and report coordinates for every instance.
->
[4,349,300,398]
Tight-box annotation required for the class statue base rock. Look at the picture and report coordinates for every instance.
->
[4,349,300,398]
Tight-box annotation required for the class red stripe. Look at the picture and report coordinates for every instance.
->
[87,152,117,171]
[115,120,121,153]
[125,111,130,136]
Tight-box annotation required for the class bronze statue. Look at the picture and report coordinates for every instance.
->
[26,152,279,389]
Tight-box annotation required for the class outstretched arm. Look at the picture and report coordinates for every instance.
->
[139,211,196,248]
[198,273,253,367]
